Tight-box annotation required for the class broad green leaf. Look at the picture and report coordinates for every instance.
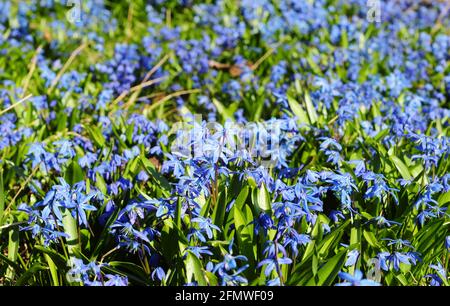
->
[205,271,219,286]
[438,191,450,206]
[61,207,79,264]
[140,156,171,196]
[395,274,408,286]
[234,185,249,211]
[306,250,347,286]
[233,205,255,267]
[85,125,105,148]
[6,227,19,280]
[95,172,107,195]
[363,230,381,248]
[185,252,207,286]
[390,156,412,180]
[287,95,309,124]
[0,170,4,226]
[34,245,68,269]
[253,183,271,213]
[317,220,350,257]
[212,98,239,119]
[15,263,47,286]
[306,51,323,76]
[108,261,151,285]
[212,189,227,229]
[304,91,318,124]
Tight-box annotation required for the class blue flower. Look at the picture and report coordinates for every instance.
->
[383,238,413,250]
[336,270,380,286]
[104,274,129,286]
[425,263,447,286]
[369,216,401,228]
[151,267,166,282]
[186,246,213,259]
[254,213,274,234]
[345,249,360,267]
[257,257,292,278]
[187,217,219,243]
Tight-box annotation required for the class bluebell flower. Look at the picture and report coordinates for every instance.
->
[362,172,398,203]
[322,172,357,215]
[367,216,401,228]
[383,238,413,250]
[104,274,129,286]
[345,249,360,267]
[376,252,391,271]
[425,273,443,286]
[329,210,345,223]
[336,270,380,286]
[99,200,115,226]
[254,213,275,234]
[257,257,292,278]
[389,252,411,271]
[282,228,311,256]
[190,217,220,240]
[151,267,166,282]
[425,263,447,286]
[186,246,213,259]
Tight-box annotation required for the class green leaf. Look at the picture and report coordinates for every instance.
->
[306,250,347,286]
[312,254,318,276]
[65,160,84,185]
[175,197,182,229]
[95,172,107,195]
[108,261,151,285]
[0,170,4,226]
[0,253,21,274]
[304,91,318,124]
[287,95,309,125]
[61,207,79,264]
[390,156,412,180]
[438,191,450,206]
[306,51,323,76]
[317,220,350,257]
[212,189,227,229]
[363,230,381,248]
[234,185,249,211]
[395,274,408,286]
[35,245,69,270]
[185,252,207,286]
[205,271,219,286]
[212,98,239,119]
[140,156,171,196]
[233,205,255,268]
[85,125,105,148]
[254,183,271,213]
[6,227,19,280]
[414,219,446,255]
[15,263,47,286]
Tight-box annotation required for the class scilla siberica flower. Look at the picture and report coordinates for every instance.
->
[336,270,380,286]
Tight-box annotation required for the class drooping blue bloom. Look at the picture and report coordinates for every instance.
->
[151,267,166,282]
[336,270,381,286]
[104,274,129,286]
[368,216,401,228]
[188,216,221,243]
[345,249,360,267]
[186,246,213,259]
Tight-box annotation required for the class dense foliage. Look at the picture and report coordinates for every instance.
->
[0,0,449,286]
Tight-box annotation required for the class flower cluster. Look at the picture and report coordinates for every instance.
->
[0,0,448,287]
